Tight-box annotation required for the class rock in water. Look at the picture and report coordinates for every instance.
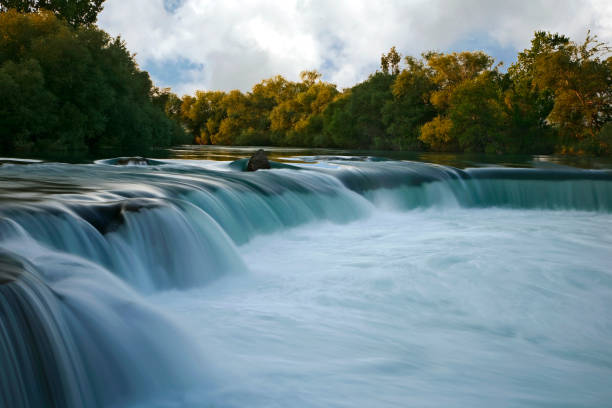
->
[247,149,271,171]
[116,157,149,166]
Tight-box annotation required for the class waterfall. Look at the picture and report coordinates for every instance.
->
[0,246,211,408]
[1,156,611,407]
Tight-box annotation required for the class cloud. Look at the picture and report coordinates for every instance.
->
[98,0,612,95]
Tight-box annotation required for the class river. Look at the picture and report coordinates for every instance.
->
[1,147,611,407]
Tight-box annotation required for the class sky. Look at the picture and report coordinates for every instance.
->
[98,0,612,96]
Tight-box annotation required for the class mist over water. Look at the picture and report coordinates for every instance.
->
[1,150,611,407]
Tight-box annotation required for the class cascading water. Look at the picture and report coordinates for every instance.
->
[0,231,214,408]
[1,155,611,407]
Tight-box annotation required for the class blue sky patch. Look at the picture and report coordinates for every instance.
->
[145,57,204,90]
[163,0,186,14]
[448,33,520,71]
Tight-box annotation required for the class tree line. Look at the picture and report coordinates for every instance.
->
[0,2,190,154]
[1,2,611,155]
[174,35,611,155]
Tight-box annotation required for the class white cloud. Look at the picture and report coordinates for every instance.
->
[98,0,612,95]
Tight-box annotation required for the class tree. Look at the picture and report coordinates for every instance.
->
[509,31,570,80]
[418,51,500,152]
[180,90,227,144]
[299,70,322,87]
[447,72,509,153]
[322,72,395,149]
[168,29,611,155]
[596,122,612,155]
[0,0,105,26]
[424,50,495,109]
[381,56,436,150]
[381,46,401,75]
[270,70,337,146]
[0,10,184,153]
[500,74,557,153]
[502,31,571,153]
[0,58,56,150]
[152,87,191,145]
[419,116,455,152]
[217,90,250,145]
[531,32,612,152]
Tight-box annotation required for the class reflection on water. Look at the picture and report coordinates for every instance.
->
[2,145,612,169]
[166,146,612,169]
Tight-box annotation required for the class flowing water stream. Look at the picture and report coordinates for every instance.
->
[1,150,611,407]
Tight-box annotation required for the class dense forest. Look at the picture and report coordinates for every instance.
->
[0,2,190,153]
[0,2,611,155]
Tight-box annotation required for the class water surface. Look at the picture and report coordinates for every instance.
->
[1,147,611,407]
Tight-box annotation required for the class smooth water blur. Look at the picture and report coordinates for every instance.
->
[1,148,611,407]
[159,209,612,407]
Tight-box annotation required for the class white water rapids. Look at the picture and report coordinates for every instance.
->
[156,208,612,407]
[1,156,611,407]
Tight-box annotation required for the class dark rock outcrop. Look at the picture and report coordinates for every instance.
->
[116,157,150,166]
[246,149,271,172]
[70,199,162,235]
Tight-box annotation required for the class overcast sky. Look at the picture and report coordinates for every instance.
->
[98,0,612,96]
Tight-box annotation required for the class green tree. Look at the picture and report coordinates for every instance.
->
[0,0,105,26]
[596,122,612,155]
[0,59,56,150]
[152,87,191,145]
[418,51,498,151]
[322,72,395,149]
[447,72,509,153]
[381,56,436,150]
[241,75,295,144]
[217,90,251,145]
[502,31,571,153]
[0,10,184,153]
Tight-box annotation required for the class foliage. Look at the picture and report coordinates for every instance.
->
[417,51,499,151]
[595,122,612,155]
[446,72,508,153]
[381,46,401,75]
[166,33,611,156]
[152,87,191,146]
[501,32,567,154]
[381,56,435,150]
[269,73,338,146]
[425,51,495,109]
[1,12,610,156]
[0,10,188,153]
[419,116,455,152]
[180,90,227,145]
[322,72,395,149]
[531,32,612,152]
[0,0,105,26]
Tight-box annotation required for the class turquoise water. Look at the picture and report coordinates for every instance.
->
[1,151,611,407]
